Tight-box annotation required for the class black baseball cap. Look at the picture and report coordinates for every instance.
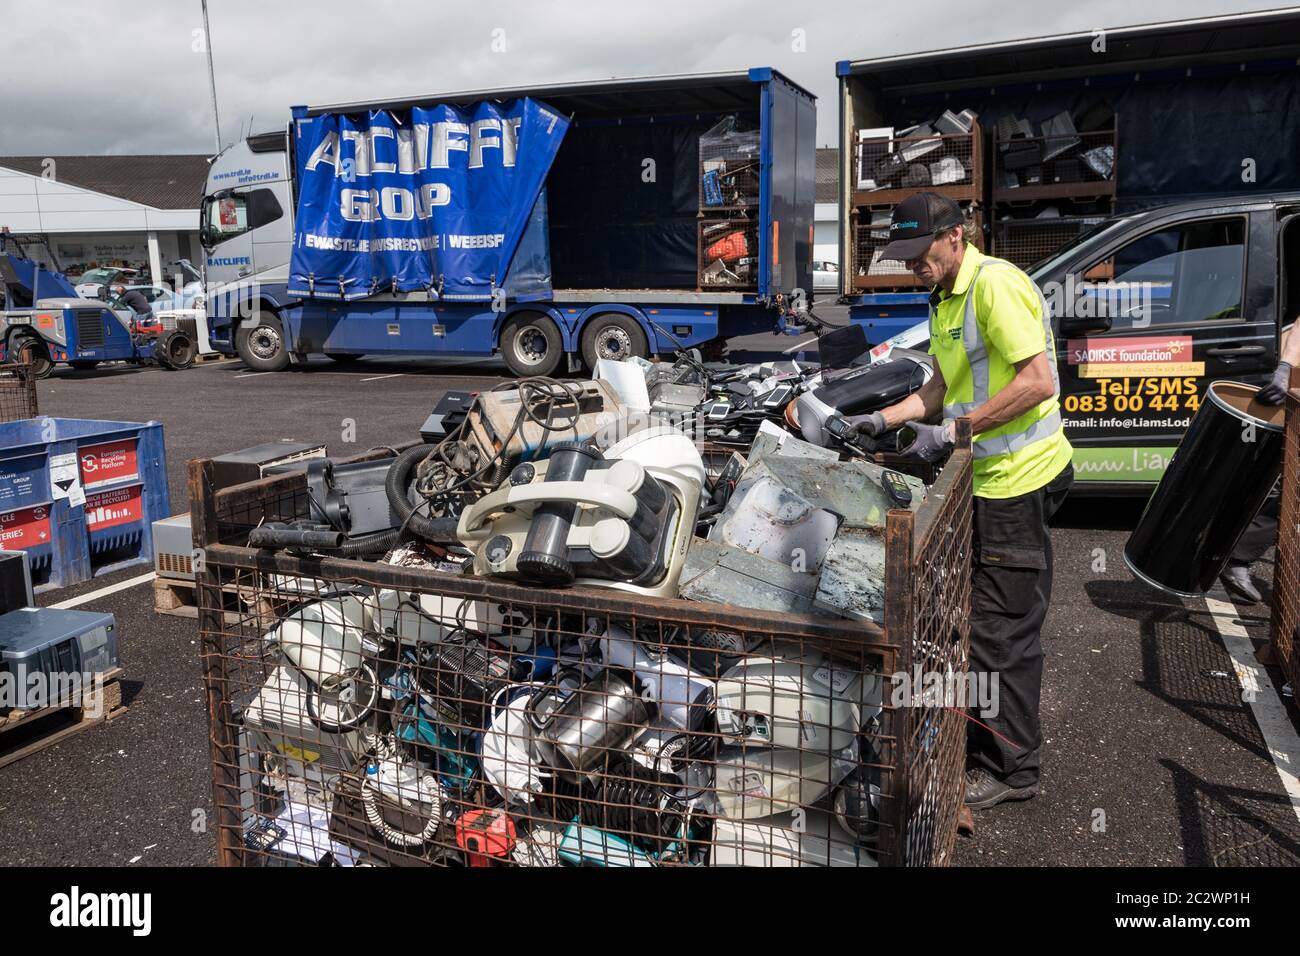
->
[879,192,965,261]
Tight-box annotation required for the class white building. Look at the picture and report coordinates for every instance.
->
[0,154,207,283]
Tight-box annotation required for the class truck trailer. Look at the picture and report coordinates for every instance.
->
[201,69,817,376]
[836,8,1300,343]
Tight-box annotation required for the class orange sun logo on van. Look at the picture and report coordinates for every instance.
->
[1165,339,1187,355]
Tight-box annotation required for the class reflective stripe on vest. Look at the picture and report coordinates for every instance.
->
[937,258,1062,459]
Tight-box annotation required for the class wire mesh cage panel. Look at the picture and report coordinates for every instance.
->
[699,117,761,211]
[0,363,37,423]
[1273,381,1300,694]
[191,432,972,868]
[992,217,1105,270]
[851,205,985,292]
[855,131,978,195]
[699,218,759,290]
[993,128,1117,200]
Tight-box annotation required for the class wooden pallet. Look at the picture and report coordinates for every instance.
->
[154,575,203,619]
[153,575,286,624]
[0,667,127,768]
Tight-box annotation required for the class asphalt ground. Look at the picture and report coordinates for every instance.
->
[2,309,1296,867]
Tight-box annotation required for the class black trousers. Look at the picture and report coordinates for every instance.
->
[967,463,1073,788]
[1229,482,1281,566]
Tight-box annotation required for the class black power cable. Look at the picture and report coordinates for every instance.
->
[393,376,590,546]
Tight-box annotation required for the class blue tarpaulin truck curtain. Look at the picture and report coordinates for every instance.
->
[288,98,569,301]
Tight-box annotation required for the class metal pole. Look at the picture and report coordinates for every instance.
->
[201,0,222,154]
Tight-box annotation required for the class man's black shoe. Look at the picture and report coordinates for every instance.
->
[964,767,1038,811]
[1220,564,1262,604]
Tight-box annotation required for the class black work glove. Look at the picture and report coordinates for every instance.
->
[899,420,955,463]
[1258,362,1293,406]
[849,411,887,439]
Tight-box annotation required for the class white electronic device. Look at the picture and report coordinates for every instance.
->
[458,435,703,598]
[715,645,881,753]
[710,473,841,574]
[710,810,876,867]
[599,624,714,730]
[268,594,370,691]
[480,684,559,806]
[713,744,856,819]
[242,666,361,790]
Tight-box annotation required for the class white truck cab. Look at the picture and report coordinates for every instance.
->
[200,132,294,290]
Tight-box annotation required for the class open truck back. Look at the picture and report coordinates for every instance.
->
[202,69,816,375]
[836,8,1300,343]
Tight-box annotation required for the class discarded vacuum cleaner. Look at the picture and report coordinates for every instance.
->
[1124,381,1286,596]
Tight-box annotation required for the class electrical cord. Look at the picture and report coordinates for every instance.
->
[358,732,445,848]
[304,661,379,733]
[644,318,710,382]
[394,376,589,545]
[386,444,463,544]
[362,769,443,848]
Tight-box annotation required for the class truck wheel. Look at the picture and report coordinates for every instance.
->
[157,330,197,370]
[12,336,53,379]
[235,311,290,372]
[325,353,364,364]
[580,313,649,367]
[69,360,100,371]
[500,313,562,377]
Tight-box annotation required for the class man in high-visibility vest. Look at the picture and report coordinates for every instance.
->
[856,192,1074,811]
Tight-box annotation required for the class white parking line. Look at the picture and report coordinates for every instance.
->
[233,371,271,379]
[1205,595,1300,826]
[361,373,404,382]
[49,571,156,609]
[782,335,818,355]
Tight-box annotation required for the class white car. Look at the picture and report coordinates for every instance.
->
[75,266,141,298]
[812,259,839,293]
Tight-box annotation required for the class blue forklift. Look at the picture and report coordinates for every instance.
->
[0,230,196,378]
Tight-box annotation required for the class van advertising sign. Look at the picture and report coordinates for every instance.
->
[1066,335,1203,378]
[288,98,568,302]
[1060,335,1205,476]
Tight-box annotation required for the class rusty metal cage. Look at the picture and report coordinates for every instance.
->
[698,217,759,290]
[0,362,37,423]
[992,216,1106,270]
[698,120,761,211]
[191,429,973,868]
[849,125,984,294]
[1272,376,1300,693]
[852,205,985,292]
[993,128,1117,200]
[855,130,978,195]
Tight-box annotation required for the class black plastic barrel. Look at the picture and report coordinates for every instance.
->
[1124,381,1285,597]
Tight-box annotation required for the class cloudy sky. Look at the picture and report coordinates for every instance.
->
[0,0,1280,155]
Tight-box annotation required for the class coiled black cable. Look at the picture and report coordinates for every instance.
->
[384,444,462,544]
